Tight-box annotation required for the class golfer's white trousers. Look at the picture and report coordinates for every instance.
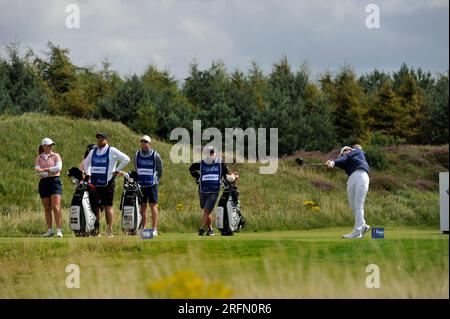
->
[347,170,370,232]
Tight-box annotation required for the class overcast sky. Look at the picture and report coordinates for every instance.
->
[0,0,448,81]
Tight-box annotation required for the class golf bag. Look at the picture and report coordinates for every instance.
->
[67,167,99,237]
[120,171,143,234]
[216,180,245,236]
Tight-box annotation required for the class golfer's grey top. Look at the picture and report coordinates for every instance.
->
[133,149,163,181]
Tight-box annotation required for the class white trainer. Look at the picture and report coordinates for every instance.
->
[152,229,158,237]
[56,229,63,238]
[361,224,370,237]
[362,224,371,235]
[342,231,363,239]
[42,229,54,237]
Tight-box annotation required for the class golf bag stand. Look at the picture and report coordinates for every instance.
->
[216,181,245,236]
[120,171,143,235]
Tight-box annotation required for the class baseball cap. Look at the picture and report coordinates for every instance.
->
[96,132,108,139]
[339,146,353,156]
[140,135,151,143]
[206,145,215,154]
[41,138,55,146]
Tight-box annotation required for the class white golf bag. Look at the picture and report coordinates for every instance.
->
[120,172,143,235]
[216,180,245,236]
[69,181,97,237]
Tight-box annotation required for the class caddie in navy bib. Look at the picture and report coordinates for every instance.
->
[200,160,221,193]
[136,150,157,187]
[91,146,110,186]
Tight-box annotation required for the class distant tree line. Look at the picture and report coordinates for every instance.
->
[0,42,448,155]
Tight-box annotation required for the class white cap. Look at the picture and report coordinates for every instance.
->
[41,138,55,146]
[339,146,352,157]
[140,135,151,143]
[203,145,217,163]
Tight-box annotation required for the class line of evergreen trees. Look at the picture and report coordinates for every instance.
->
[0,42,448,155]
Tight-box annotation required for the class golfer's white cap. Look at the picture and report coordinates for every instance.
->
[41,137,55,146]
[140,135,151,143]
[206,145,215,153]
[339,146,352,156]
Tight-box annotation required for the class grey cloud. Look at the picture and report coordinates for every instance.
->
[0,0,447,80]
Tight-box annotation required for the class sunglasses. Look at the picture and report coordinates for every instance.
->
[140,140,150,143]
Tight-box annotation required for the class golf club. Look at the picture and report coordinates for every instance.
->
[295,158,326,167]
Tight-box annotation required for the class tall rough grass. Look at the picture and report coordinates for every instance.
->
[0,230,447,298]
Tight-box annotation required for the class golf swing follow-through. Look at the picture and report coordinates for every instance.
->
[325,145,371,239]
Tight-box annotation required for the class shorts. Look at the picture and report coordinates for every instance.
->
[198,190,219,211]
[38,176,62,198]
[140,185,158,204]
[94,179,115,207]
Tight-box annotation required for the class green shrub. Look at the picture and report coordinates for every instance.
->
[369,131,406,147]
[365,145,389,170]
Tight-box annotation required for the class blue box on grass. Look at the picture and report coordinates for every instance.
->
[372,227,384,239]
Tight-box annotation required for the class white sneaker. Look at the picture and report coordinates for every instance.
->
[362,224,371,235]
[342,231,363,239]
[56,229,63,238]
[361,224,370,236]
[152,229,158,237]
[42,229,54,237]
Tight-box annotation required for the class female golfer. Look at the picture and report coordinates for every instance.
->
[35,138,63,238]
[326,145,370,238]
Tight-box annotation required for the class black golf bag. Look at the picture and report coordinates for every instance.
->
[216,180,245,236]
[67,167,99,237]
[120,171,143,235]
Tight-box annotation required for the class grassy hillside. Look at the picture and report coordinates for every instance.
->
[0,113,448,235]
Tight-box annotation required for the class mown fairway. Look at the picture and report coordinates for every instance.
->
[0,227,448,299]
